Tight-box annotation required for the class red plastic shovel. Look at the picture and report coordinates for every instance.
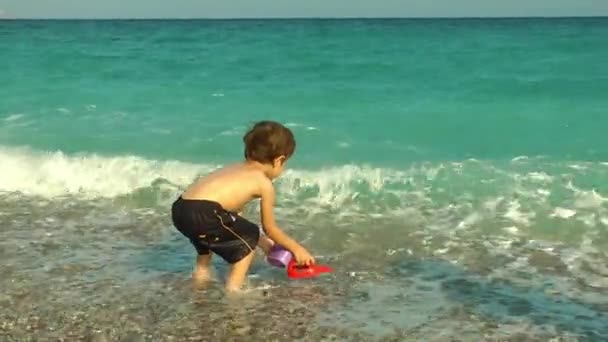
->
[286,259,333,279]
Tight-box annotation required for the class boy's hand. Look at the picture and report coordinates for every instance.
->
[293,246,315,266]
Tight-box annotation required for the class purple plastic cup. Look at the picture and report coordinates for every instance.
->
[267,245,293,268]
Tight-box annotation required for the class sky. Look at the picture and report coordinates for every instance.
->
[0,0,607,19]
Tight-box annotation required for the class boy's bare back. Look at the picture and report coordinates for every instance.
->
[181,162,270,213]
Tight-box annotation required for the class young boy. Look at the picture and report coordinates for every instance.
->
[171,120,315,292]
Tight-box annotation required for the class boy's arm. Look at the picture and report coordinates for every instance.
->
[258,178,302,254]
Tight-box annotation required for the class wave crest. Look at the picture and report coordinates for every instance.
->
[1,146,607,223]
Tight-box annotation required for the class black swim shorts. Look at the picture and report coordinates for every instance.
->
[171,196,260,264]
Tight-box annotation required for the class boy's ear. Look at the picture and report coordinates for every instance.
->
[274,155,287,166]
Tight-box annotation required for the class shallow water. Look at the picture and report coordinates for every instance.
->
[2,174,608,341]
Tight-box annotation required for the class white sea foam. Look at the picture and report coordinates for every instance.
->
[483,196,504,212]
[0,146,418,209]
[0,146,211,198]
[536,189,550,196]
[502,226,520,235]
[456,212,482,229]
[568,164,588,171]
[526,171,553,183]
[1,145,607,234]
[574,190,607,209]
[511,156,529,162]
[218,127,243,136]
[3,113,24,122]
[496,237,515,249]
[550,207,577,219]
[504,200,535,226]
[284,122,304,127]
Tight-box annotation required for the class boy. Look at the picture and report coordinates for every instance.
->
[171,120,315,292]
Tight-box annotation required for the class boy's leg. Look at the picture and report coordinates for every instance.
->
[190,236,213,286]
[193,252,213,283]
[225,250,256,292]
[224,235,274,292]
[212,212,263,292]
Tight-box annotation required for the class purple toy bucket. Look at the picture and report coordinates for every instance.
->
[267,245,292,267]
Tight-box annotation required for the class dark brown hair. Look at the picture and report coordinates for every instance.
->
[243,121,296,164]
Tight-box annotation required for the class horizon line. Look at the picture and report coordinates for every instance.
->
[1,15,607,21]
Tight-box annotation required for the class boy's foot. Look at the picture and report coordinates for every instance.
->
[225,283,243,293]
[192,268,212,284]
[192,272,212,291]
[192,254,213,288]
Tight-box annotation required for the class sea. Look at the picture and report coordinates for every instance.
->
[1,18,608,341]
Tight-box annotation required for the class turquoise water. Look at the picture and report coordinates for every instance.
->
[1,18,608,340]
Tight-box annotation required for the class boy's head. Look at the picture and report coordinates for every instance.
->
[243,120,296,178]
